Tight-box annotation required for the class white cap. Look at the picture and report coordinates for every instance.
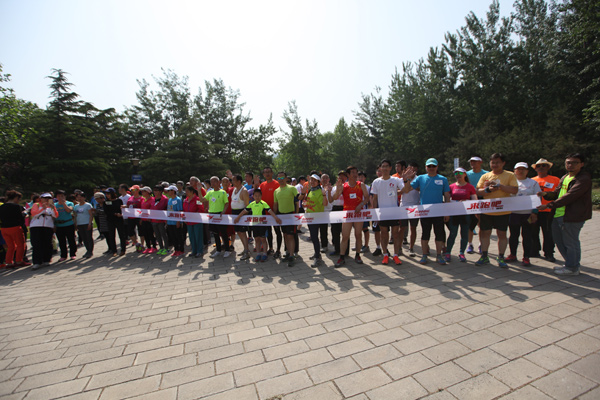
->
[310,174,321,181]
[166,185,178,191]
[40,192,53,199]
[469,156,483,162]
[514,162,529,169]
[454,167,467,174]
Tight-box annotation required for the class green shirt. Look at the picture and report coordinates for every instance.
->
[306,187,325,213]
[246,200,270,216]
[274,185,298,214]
[206,189,228,213]
[554,175,574,218]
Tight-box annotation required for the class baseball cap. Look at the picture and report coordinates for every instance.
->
[129,185,140,191]
[103,187,116,194]
[469,156,483,162]
[425,158,438,166]
[514,162,529,169]
[166,185,178,191]
[40,193,53,199]
[141,186,152,193]
[454,167,467,174]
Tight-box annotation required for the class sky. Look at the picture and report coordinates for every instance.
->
[1,0,514,133]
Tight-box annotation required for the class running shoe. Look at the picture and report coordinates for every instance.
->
[355,254,363,264]
[274,251,281,259]
[311,258,321,268]
[240,251,251,260]
[475,256,489,266]
[210,251,221,258]
[335,258,345,268]
[382,255,389,265]
[361,245,369,253]
[466,244,475,254]
[419,255,428,264]
[261,254,268,262]
[497,256,508,269]
[287,255,294,267]
[70,256,76,260]
[444,253,451,262]
[522,257,531,266]
[142,248,150,254]
[254,255,261,262]
[223,251,231,258]
[372,248,382,257]
[393,255,402,265]
[458,254,467,262]
[505,254,517,262]
[58,257,67,262]
[17,261,32,267]
[554,266,579,276]
[409,248,416,257]
[437,255,447,265]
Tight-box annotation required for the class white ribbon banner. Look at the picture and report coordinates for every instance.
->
[123,195,540,226]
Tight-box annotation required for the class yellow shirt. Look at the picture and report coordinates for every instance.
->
[476,170,518,215]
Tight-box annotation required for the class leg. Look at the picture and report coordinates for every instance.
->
[353,221,363,254]
[308,224,321,257]
[458,217,470,254]
[391,225,400,255]
[66,226,77,257]
[56,227,68,258]
[522,217,533,258]
[446,217,459,254]
[433,217,445,255]
[508,215,521,256]
[320,223,328,249]
[43,228,54,262]
[340,222,353,256]
[380,225,390,254]
[331,222,342,254]
[562,221,585,269]
[420,218,433,256]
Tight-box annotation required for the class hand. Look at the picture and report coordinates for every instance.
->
[336,177,344,187]
[325,183,332,192]
[402,166,416,182]
[537,204,549,211]
[529,214,538,224]
[226,169,233,179]
[234,216,240,224]
[444,216,450,223]
[536,191,544,197]
[120,205,126,209]
[275,217,282,225]
[354,205,363,214]
[87,223,92,231]
[176,221,181,228]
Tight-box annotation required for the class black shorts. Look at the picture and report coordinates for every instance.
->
[372,221,380,232]
[232,209,248,232]
[400,219,419,228]
[279,212,296,235]
[379,220,400,228]
[479,214,510,232]
[469,214,479,231]
[420,217,445,242]
[127,218,140,236]
[253,226,267,237]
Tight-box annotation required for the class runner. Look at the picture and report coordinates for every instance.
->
[124,185,144,252]
[531,158,560,261]
[231,174,251,260]
[139,187,158,254]
[475,153,519,268]
[506,162,541,266]
[370,167,383,256]
[371,159,404,265]
[466,156,488,254]
[399,161,420,257]
[54,190,77,261]
[327,170,347,256]
[274,171,299,267]
[320,173,332,253]
[151,186,170,255]
[537,153,592,276]
[402,158,451,265]
[183,186,204,258]
[74,192,94,258]
[332,166,370,267]
[222,176,236,249]
[233,189,281,262]
[445,168,477,262]
[303,173,328,268]
[260,167,282,257]
[104,188,128,257]
[165,185,184,257]
[200,176,231,258]
[357,171,370,253]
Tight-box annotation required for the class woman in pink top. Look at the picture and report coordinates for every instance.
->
[140,187,158,254]
[29,193,59,270]
[183,186,204,257]
[446,168,478,262]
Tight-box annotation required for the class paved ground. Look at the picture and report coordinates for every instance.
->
[1,214,599,400]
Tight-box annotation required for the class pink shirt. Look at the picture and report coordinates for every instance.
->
[449,183,477,201]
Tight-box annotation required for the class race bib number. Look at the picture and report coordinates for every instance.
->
[211,198,216,202]
[197,201,202,205]
[387,191,395,197]
[435,180,443,185]
[544,182,554,189]
[349,193,357,199]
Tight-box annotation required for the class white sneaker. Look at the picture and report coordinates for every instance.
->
[223,251,231,258]
[32,264,41,270]
[210,251,221,258]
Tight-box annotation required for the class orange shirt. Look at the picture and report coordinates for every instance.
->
[533,175,561,212]
[259,180,280,208]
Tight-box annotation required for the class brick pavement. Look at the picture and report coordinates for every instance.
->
[0,213,599,399]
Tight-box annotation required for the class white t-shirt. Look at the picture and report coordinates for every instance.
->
[371,176,404,208]
[330,186,344,207]
[119,194,131,219]
[400,178,420,207]
[513,178,541,215]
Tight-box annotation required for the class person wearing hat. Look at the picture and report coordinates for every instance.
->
[531,158,560,261]
[29,193,59,270]
[54,189,77,261]
[104,188,128,256]
[475,153,519,268]
[123,185,144,253]
[165,185,185,257]
[445,168,477,263]
[401,158,451,265]
[151,186,170,255]
[139,187,158,254]
[92,192,110,254]
[466,156,488,255]
[74,192,94,258]
[506,163,541,266]
[302,173,328,267]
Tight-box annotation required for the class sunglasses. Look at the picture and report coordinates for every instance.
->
[454,172,465,175]
[276,177,285,180]
[426,165,437,168]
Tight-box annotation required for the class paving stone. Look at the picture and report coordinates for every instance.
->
[454,348,508,375]
[499,385,553,400]
[521,325,570,346]
[489,336,540,360]
[177,373,235,400]
[413,362,471,393]
[328,337,374,358]
[447,373,510,400]
[243,332,288,352]
[283,348,333,371]
[215,351,264,374]
[334,367,392,398]
[144,353,197,376]
[366,376,427,400]
[421,341,471,365]
[304,330,350,349]
[85,365,146,390]
[234,360,287,386]
[488,357,548,388]
[567,353,600,383]
[283,381,342,400]
[200,385,258,400]
[160,363,215,388]
[306,356,361,384]
[556,332,600,356]
[524,345,580,371]
[351,344,402,368]
[256,370,313,400]
[531,368,597,400]
[456,329,504,350]
[392,333,439,355]
[263,340,310,361]
[23,377,90,400]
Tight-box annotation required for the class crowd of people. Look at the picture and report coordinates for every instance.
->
[0,152,592,277]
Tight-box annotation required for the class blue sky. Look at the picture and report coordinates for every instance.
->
[1,0,513,132]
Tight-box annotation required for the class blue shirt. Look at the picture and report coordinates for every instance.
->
[55,201,75,227]
[467,169,488,188]
[166,196,183,225]
[410,174,450,205]
[74,202,93,225]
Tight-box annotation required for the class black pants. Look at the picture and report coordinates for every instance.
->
[56,225,77,258]
[141,221,157,248]
[167,224,186,252]
[331,205,345,254]
[531,211,554,257]
[319,224,328,248]
[210,223,229,252]
[509,214,533,258]
[107,221,127,253]
[267,226,283,252]
[76,225,94,255]
[30,227,54,265]
[309,224,325,258]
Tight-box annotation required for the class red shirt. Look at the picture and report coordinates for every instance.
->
[259,180,279,208]
[224,186,233,214]
[342,181,364,211]
[150,195,168,223]
[449,183,477,201]
[183,195,204,225]
[140,197,153,221]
